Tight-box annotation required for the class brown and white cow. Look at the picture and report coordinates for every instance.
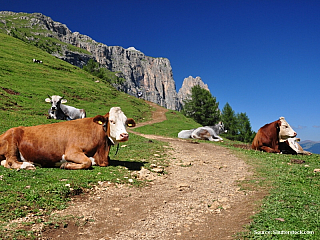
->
[252,117,297,153]
[0,107,135,170]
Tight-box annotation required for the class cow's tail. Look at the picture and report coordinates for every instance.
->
[251,132,259,150]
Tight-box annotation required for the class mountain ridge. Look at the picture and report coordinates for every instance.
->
[299,140,320,154]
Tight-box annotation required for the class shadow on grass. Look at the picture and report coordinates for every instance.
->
[109,159,147,171]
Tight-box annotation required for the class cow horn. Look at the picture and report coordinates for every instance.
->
[47,94,51,98]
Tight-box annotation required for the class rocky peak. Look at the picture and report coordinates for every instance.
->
[178,76,209,105]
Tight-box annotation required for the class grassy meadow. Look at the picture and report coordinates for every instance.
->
[1,32,320,239]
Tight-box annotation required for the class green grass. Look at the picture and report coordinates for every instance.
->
[225,146,320,239]
[134,109,201,137]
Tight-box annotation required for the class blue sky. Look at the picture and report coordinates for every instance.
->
[2,0,320,141]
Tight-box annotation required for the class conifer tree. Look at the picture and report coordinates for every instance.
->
[221,103,255,142]
[182,85,220,126]
[221,102,238,139]
[236,112,254,142]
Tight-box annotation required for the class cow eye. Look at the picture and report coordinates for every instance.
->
[110,120,115,124]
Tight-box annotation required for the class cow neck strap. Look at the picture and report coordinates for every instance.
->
[104,122,120,156]
[107,137,120,156]
[114,144,120,156]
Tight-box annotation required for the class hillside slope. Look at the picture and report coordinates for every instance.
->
[0,33,152,132]
[0,11,180,110]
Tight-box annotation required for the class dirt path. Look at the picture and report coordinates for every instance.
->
[41,103,262,240]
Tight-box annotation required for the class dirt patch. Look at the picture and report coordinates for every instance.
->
[35,102,266,239]
[1,87,20,95]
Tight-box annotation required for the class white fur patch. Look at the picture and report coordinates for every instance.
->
[89,157,96,166]
[20,162,35,169]
[20,152,26,162]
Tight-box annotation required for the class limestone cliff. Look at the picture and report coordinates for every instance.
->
[178,76,210,104]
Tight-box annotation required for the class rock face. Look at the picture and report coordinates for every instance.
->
[178,76,210,104]
[0,11,209,111]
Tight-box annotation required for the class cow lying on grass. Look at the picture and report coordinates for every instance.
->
[178,122,226,142]
[45,95,86,120]
[33,59,43,63]
[0,107,135,170]
[252,117,296,153]
[252,117,311,155]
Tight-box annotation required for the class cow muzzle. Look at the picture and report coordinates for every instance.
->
[118,133,129,141]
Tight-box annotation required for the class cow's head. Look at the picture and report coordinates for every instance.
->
[278,117,297,141]
[45,95,67,112]
[94,107,136,144]
[218,121,227,134]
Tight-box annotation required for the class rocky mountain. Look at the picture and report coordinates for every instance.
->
[300,140,320,154]
[0,11,209,111]
[178,76,210,105]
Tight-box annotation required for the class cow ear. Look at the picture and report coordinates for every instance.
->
[45,98,51,103]
[93,115,107,125]
[126,118,136,127]
[61,99,67,104]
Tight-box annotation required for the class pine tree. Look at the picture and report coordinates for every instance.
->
[182,85,220,126]
[221,103,255,143]
[221,102,238,139]
[236,112,254,143]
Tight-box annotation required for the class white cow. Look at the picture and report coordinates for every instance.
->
[45,95,86,120]
[178,122,226,142]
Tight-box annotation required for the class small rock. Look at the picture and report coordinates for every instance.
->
[177,183,190,190]
[218,197,228,202]
[222,204,231,210]
[209,201,220,210]
[152,167,164,173]
[182,162,192,166]
[275,218,285,222]
[313,169,320,173]
[290,159,305,164]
